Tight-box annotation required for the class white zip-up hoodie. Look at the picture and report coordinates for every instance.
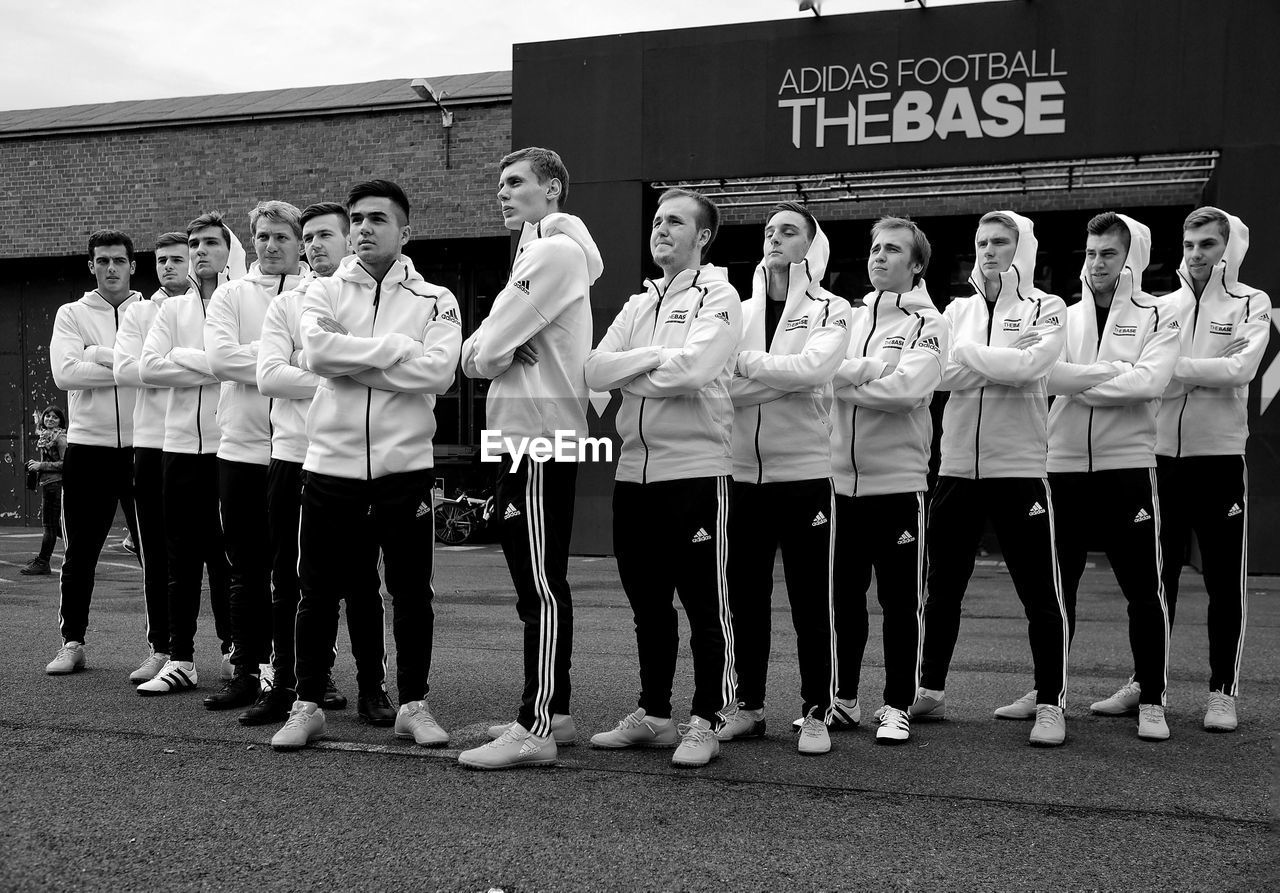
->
[51,290,141,448]
[257,271,323,465]
[205,261,310,465]
[938,211,1067,480]
[1156,211,1272,458]
[299,254,462,480]
[585,265,742,484]
[114,288,180,449]
[831,282,950,497]
[140,287,222,455]
[462,213,602,444]
[730,223,851,483]
[1048,215,1179,472]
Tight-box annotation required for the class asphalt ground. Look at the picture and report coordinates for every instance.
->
[1,525,1277,892]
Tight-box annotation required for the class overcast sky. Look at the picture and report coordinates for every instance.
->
[0,0,989,111]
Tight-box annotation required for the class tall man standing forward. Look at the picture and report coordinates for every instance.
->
[458,147,603,770]
[584,188,742,768]
[272,180,462,751]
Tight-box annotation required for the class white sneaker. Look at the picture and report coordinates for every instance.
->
[394,700,449,747]
[458,723,556,770]
[909,687,945,719]
[1091,678,1141,715]
[128,652,169,684]
[589,709,679,749]
[46,642,86,675]
[1029,704,1066,747]
[1203,691,1238,732]
[994,690,1037,720]
[488,713,577,746]
[1137,704,1170,741]
[876,706,911,745]
[797,714,831,755]
[137,660,197,696]
[718,705,766,741]
[792,696,861,731]
[672,716,719,767]
[220,652,233,681]
[271,701,326,750]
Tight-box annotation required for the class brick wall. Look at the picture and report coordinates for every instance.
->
[0,102,512,259]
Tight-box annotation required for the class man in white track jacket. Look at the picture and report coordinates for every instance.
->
[44,230,142,677]
[718,201,850,757]
[113,231,191,684]
[1047,212,1178,742]
[584,189,742,768]
[271,180,462,753]
[915,210,1071,748]
[830,217,949,746]
[1150,208,1270,732]
[202,201,310,713]
[459,148,603,770]
[136,213,245,695]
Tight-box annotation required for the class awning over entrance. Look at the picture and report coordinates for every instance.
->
[652,151,1218,209]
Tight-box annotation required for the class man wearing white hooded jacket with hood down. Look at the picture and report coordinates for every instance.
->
[1047,211,1178,742]
[458,148,603,771]
[1153,208,1269,732]
[717,201,850,757]
[915,210,1072,748]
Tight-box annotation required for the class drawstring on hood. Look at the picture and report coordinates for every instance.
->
[525,213,605,285]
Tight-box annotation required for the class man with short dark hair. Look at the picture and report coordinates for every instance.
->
[584,188,742,768]
[718,200,850,756]
[45,230,142,675]
[272,180,462,751]
[112,232,189,683]
[458,146,603,770]
[1048,212,1178,741]
[247,201,382,726]
[1147,207,1270,732]
[202,200,310,712]
[136,213,244,695]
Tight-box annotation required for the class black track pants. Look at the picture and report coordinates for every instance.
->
[267,459,385,695]
[1052,467,1169,706]
[219,458,272,670]
[133,447,169,653]
[495,457,576,737]
[162,452,231,663]
[1157,455,1247,696]
[57,444,137,644]
[295,470,434,706]
[834,491,926,711]
[613,476,735,725]
[728,478,835,719]
[921,476,1069,708]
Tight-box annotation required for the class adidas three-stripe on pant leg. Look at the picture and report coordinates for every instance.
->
[1157,454,1247,696]
[728,478,836,720]
[495,456,576,738]
[614,476,735,725]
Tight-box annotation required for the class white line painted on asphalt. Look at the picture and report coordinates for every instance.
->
[439,546,483,552]
[99,561,141,571]
[0,533,44,538]
[312,740,462,759]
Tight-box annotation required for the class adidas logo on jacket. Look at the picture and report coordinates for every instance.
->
[1156,210,1273,458]
[1049,215,1179,472]
[51,289,141,448]
[731,221,851,484]
[831,281,949,497]
[938,211,1066,480]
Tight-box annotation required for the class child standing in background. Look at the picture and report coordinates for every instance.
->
[23,406,69,575]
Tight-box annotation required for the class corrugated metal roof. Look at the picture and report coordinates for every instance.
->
[0,71,510,137]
